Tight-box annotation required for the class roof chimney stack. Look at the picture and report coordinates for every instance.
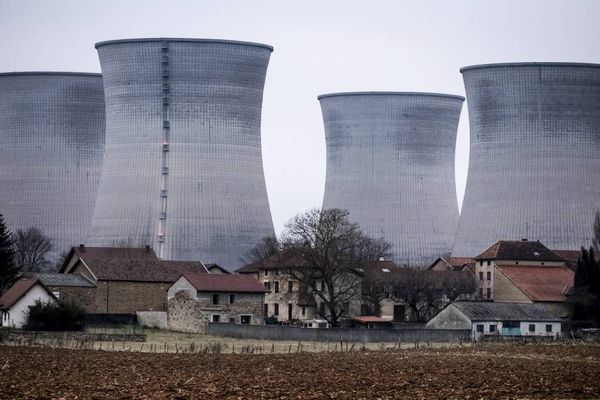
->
[521,238,528,241]
[79,244,85,251]
[145,245,150,252]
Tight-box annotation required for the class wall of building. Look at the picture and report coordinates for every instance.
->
[426,305,472,330]
[453,63,600,256]
[1,285,56,328]
[168,290,264,333]
[0,72,105,262]
[88,38,275,268]
[493,268,532,303]
[93,281,171,314]
[319,92,464,268]
[45,285,96,312]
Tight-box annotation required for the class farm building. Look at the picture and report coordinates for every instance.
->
[33,273,96,310]
[426,301,562,340]
[0,279,57,328]
[168,273,268,333]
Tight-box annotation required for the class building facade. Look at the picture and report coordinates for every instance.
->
[453,63,600,257]
[88,38,275,269]
[319,92,464,268]
[0,72,105,261]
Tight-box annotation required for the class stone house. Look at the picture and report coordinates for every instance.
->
[167,273,268,333]
[426,301,562,340]
[32,273,96,310]
[59,245,209,315]
[472,240,574,317]
[0,279,57,328]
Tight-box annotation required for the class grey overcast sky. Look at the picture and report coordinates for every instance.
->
[1,0,599,234]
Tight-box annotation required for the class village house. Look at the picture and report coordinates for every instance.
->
[0,278,57,328]
[32,273,96,310]
[472,240,574,317]
[167,272,268,333]
[428,256,475,272]
[59,245,209,315]
[426,301,563,340]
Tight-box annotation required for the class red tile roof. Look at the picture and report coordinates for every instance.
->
[181,273,269,293]
[476,241,564,262]
[60,246,158,273]
[352,316,389,323]
[0,279,54,310]
[496,265,574,302]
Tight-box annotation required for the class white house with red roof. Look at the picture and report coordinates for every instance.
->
[167,273,268,333]
[0,279,57,328]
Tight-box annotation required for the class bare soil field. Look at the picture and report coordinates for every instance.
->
[1,343,599,399]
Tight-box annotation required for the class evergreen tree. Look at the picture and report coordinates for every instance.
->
[0,213,20,295]
[572,247,600,324]
[593,210,600,253]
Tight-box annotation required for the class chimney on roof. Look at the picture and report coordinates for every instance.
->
[79,244,85,251]
[521,238,528,241]
[145,245,150,252]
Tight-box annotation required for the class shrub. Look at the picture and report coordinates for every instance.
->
[24,300,85,331]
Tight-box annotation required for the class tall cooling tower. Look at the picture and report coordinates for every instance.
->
[0,72,105,261]
[88,38,275,269]
[319,92,464,268]
[453,63,600,256]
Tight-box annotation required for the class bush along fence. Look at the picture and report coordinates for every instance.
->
[206,323,471,343]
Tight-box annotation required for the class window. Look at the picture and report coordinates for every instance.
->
[489,324,496,332]
[264,282,270,290]
[265,269,269,276]
[479,261,483,266]
[212,294,219,305]
[274,282,279,293]
[212,315,220,323]
[301,307,306,316]
[487,271,491,281]
[229,294,235,304]
[529,324,535,333]
[476,324,484,332]
[486,288,491,299]
[240,315,251,325]
[288,304,293,320]
[275,270,279,276]
[515,261,519,265]
[274,303,279,316]
[487,260,491,266]
[479,288,483,298]
[52,291,60,300]
[320,281,325,291]
[264,303,268,316]
[545,324,552,333]
[479,272,484,281]
[288,281,293,292]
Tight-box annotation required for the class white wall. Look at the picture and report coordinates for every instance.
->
[167,277,196,300]
[520,321,561,338]
[4,284,56,328]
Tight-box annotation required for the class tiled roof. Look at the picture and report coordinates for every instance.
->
[81,259,208,283]
[551,250,581,269]
[34,273,96,288]
[451,301,561,321]
[428,256,476,271]
[60,246,158,272]
[352,316,389,323]
[476,240,564,262]
[497,265,574,302]
[181,273,269,293]
[237,248,307,273]
[205,264,232,274]
[0,279,53,310]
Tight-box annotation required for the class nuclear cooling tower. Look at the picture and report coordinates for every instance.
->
[319,92,464,267]
[453,63,600,257]
[0,72,105,261]
[88,38,275,268]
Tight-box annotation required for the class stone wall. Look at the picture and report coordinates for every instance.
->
[45,286,96,312]
[94,281,171,314]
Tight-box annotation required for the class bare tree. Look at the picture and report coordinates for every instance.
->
[239,234,281,266]
[440,270,477,302]
[389,268,440,323]
[280,208,391,327]
[12,227,52,273]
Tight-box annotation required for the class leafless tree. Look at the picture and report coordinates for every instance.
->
[12,227,52,273]
[280,208,391,327]
[239,234,281,266]
[440,270,477,302]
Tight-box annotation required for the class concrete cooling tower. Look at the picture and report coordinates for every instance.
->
[0,72,105,261]
[88,38,275,269]
[319,92,464,268]
[453,63,600,257]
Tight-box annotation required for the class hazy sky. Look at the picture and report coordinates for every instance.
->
[1,0,599,234]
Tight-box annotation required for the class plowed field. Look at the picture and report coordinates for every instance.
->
[1,344,599,399]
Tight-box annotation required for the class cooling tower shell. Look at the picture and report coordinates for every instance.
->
[453,62,600,256]
[0,72,105,261]
[319,92,464,267]
[88,38,275,268]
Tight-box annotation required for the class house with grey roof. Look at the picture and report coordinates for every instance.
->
[426,301,562,340]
